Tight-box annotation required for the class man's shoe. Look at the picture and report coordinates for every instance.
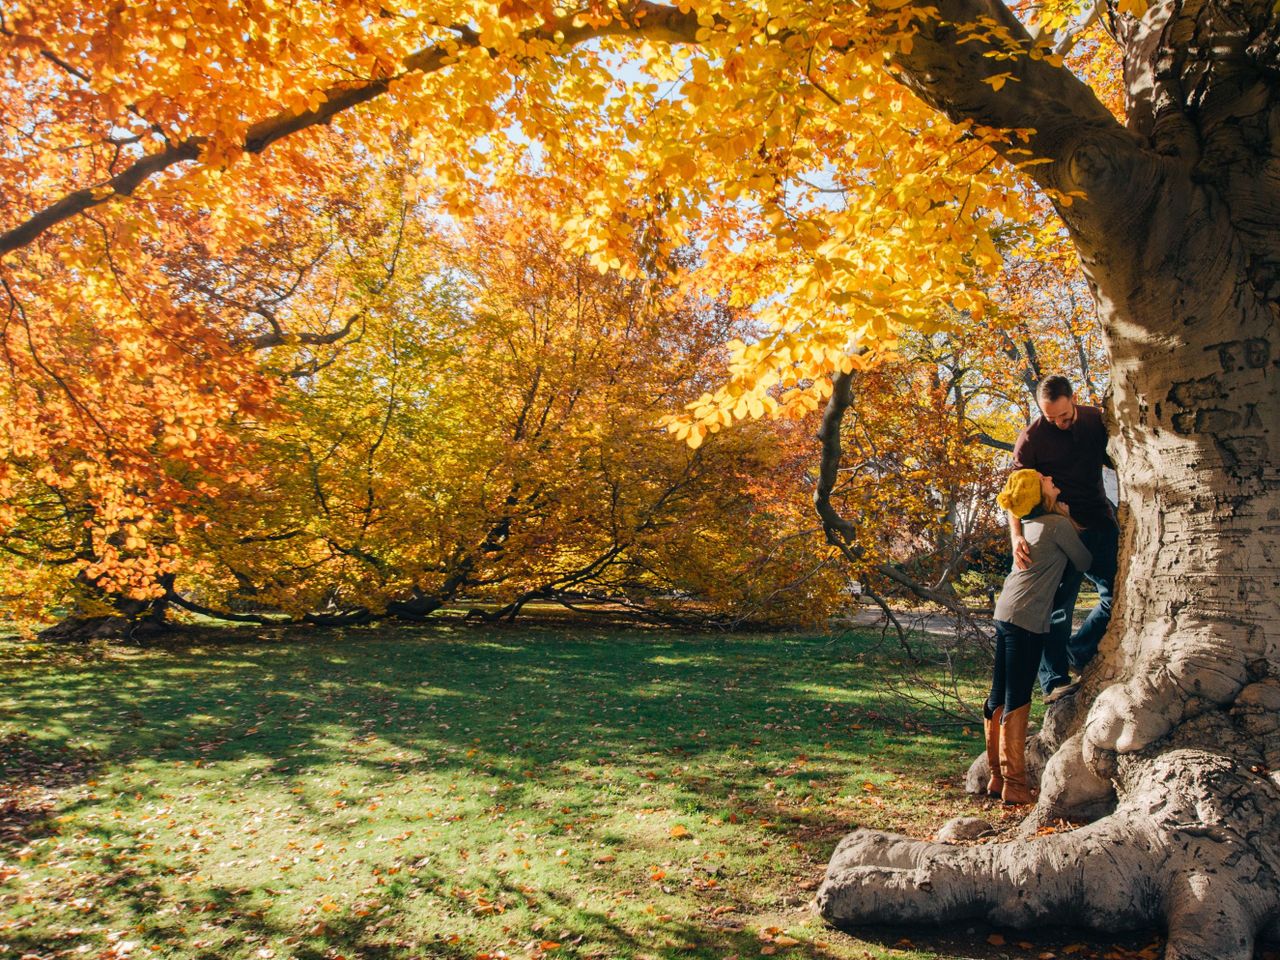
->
[1043,681,1080,705]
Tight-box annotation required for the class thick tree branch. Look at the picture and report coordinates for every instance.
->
[1053,2,1101,57]
[972,430,1014,452]
[248,311,364,351]
[815,368,981,615]
[885,0,1154,234]
[0,3,700,259]
[1,0,1157,259]
[165,591,280,625]
[814,369,860,542]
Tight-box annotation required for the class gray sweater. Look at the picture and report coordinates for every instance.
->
[993,512,1092,634]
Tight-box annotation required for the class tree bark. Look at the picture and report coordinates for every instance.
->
[819,1,1280,956]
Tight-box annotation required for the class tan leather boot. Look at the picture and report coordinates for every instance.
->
[983,705,1003,796]
[999,704,1034,805]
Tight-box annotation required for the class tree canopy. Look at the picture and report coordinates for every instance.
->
[0,0,1114,623]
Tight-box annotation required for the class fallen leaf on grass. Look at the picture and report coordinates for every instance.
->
[988,933,1006,946]
[669,825,690,839]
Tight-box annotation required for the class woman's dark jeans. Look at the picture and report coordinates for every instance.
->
[988,619,1047,716]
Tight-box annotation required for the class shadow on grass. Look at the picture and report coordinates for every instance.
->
[0,622,998,960]
[1,623,979,790]
[848,923,1174,960]
[0,732,99,852]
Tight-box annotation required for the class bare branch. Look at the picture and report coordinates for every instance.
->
[1053,2,1101,57]
[165,591,280,625]
[972,430,1015,452]
[248,311,364,351]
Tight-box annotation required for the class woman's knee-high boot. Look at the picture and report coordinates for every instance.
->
[983,705,1003,796]
[999,704,1034,805]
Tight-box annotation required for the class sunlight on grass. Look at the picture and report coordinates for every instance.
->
[1,625,1025,960]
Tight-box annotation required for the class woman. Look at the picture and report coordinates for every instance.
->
[986,469,1092,805]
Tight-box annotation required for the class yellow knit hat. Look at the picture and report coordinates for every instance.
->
[997,469,1042,518]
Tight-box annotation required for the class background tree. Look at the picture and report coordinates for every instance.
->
[2,157,854,630]
[197,176,852,628]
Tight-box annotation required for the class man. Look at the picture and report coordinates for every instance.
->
[1008,375,1118,702]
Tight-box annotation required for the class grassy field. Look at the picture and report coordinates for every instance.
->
[0,624,1183,960]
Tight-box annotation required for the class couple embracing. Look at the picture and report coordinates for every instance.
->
[984,376,1119,806]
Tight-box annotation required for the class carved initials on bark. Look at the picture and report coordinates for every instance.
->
[1167,341,1271,441]
[1208,338,1275,373]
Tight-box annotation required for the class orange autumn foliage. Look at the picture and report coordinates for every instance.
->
[0,0,1115,625]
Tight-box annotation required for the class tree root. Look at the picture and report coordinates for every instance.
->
[819,752,1280,959]
[36,615,171,644]
[964,689,1116,826]
[1084,616,1256,756]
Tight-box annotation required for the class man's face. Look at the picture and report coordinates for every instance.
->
[1039,395,1077,431]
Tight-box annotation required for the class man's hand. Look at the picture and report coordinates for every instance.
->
[1013,536,1032,570]
[1007,511,1029,569]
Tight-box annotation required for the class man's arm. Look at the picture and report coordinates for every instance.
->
[1009,427,1033,570]
[1095,410,1116,470]
[1008,511,1031,570]
[1055,518,1093,573]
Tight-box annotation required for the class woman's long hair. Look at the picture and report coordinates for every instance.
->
[1039,480,1082,530]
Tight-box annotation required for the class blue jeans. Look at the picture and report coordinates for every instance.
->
[989,620,1045,716]
[1038,520,1119,696]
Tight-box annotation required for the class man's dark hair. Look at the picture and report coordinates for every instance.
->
[1036,375,1074,403]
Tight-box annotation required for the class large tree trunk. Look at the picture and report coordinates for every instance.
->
[818,2,1280,956]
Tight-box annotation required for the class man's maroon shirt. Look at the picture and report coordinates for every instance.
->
[1012,404,1114,530]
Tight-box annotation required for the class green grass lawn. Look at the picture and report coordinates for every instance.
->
[0,624,1171,960]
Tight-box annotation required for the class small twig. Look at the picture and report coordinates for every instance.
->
[861,584,915,660]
